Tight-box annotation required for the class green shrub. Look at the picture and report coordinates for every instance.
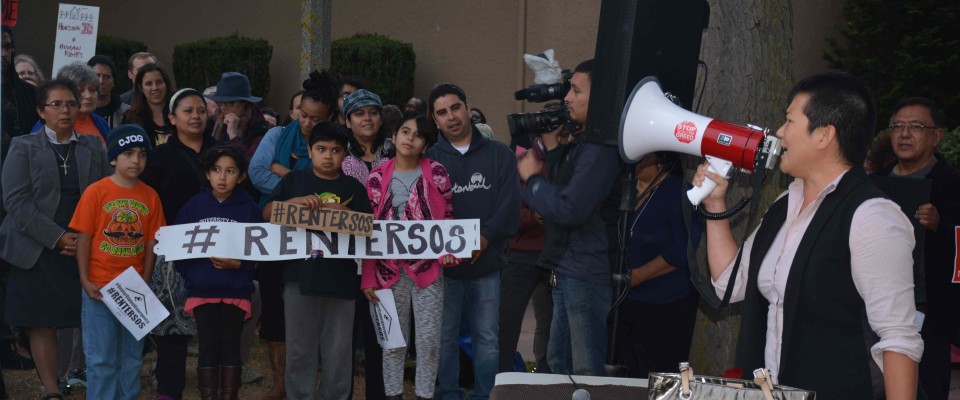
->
[172,34,273,103]
[94,36,148,95]
[939,127,960,167]
[824,0,960,130]
[331,33,416,107]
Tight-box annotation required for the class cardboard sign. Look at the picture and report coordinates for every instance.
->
[154,220,480,262]
[2,0,19,26]
[99,267,170,340]
[52,3,99,76]
[269,201,374,237]
[370,289,406,350]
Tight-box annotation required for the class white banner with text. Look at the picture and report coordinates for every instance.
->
[154,220,480,262]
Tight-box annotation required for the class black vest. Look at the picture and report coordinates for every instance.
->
[736,168,887,399]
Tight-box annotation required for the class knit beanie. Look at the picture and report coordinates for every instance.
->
[107,124,151,161]
[342,89,383,118]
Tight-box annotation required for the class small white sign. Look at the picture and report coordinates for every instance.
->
[369,289,406,350]
[52,3,99,76]
[99,267,170,340]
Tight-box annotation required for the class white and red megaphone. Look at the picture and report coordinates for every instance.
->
[618,77,782,205]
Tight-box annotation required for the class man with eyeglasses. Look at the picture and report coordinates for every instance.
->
[873,97,960,400]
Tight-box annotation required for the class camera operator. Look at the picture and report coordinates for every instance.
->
[517,59,621,376]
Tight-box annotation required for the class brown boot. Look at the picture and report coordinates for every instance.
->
[220,365,242,400]
[197,366,220,400]
[264,341,286,400]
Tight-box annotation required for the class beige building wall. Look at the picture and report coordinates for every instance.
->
[13,0,302,117]
[330,0,601,141]
[12,0,839,141]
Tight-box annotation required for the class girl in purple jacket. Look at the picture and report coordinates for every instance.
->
[174,145,262,400]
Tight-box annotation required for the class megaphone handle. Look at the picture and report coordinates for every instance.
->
[686,156,734,205]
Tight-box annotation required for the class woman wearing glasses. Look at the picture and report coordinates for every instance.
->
[0,79,110,400]
[205,72,269,159]
[31,63,110,141]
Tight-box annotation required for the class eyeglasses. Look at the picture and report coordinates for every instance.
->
[43,101,80,111]
[340,91,354,100]
[887,122,939,134]
[1,44,14,53]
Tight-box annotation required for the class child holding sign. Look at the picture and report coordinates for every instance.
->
[361,112,457,400]
[262,122,373,400]
[70,125,165,400]
[173,145,262,400]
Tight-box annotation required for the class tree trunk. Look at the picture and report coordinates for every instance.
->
[684,0,794,376]
[300,0,332,80]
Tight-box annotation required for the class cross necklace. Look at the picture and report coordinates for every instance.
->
[50,142,76,175]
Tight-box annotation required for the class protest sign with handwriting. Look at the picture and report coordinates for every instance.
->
[269,201,374,236]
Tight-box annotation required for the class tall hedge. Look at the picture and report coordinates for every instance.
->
[172,34,273,103]
[824,0,960,130]
[94,36,148,95]
[331,34,415,107]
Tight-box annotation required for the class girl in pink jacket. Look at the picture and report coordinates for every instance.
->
[361,112,457,400]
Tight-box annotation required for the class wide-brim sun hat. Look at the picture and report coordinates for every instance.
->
[204,72,262,103]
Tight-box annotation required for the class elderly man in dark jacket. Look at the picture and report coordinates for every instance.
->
[874,97,960,400]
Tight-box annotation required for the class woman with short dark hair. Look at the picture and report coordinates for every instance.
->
[43,62,109,140]
[0,79,111,400]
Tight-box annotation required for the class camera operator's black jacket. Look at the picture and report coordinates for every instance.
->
[523,135,621,286]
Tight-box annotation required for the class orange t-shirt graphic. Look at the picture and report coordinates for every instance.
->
[69,178,166,286]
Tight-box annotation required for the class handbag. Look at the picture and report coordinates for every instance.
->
[647,362,816,400]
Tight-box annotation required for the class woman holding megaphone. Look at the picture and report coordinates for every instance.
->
[692,72,922,399]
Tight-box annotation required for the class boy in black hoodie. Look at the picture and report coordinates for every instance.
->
[263,122,372,400]
[425,84,520,400]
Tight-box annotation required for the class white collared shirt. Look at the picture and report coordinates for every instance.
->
[713,170,923,382]
[43,126,79,144]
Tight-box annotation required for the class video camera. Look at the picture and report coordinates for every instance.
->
[507,71,574,138]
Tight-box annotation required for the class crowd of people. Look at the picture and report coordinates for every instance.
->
[1,24,958,400]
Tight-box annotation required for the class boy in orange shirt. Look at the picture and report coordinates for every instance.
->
[69,124,165,400]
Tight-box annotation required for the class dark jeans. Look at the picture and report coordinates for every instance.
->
[152,334,191,399]
[614,292,699,378]
[499,250,553,372]
[195,303,245,368]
